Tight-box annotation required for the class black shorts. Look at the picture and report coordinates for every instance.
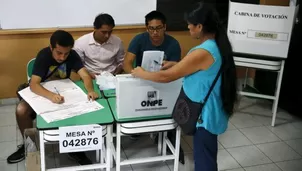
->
[30,111,37,120]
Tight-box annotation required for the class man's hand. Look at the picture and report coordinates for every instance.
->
[51,94,64,104]
[123,52,136,73]
[131,67,146,78]
[161,61,177,70]
[87,91,99,101]
[113,65,123,75]
[89,72,100,79]
[78,68,99,101]
[89,72,96,79]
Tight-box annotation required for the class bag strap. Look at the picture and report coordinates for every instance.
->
[202,65,223,105]
[27,62,65,84]
[44,62,65,81]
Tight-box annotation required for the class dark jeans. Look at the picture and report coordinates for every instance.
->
[193,127,218,171]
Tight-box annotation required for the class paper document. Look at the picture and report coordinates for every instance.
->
[96,71,116,90]
[18,79,104,123]
[141,51,164,72]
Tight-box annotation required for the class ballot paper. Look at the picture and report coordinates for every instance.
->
[18,79,104,123]
[141,51,164,72]
[96,71,116,90]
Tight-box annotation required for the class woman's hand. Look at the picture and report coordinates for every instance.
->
[161,61,177,70]
[131,67,145,78]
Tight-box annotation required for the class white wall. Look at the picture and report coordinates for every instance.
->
[0,0,156,29]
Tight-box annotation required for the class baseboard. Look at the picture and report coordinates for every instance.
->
[0,98,19,106]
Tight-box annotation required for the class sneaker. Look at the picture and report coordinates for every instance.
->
[67,152,92,165]
[7,145,25,164]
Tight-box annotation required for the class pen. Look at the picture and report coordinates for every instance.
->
[54,87,60,95]
[153,60,162,65]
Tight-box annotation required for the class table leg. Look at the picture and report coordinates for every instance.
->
[110,126,114,169]
[116,124,121,171]
[157,132,162,155]
[39,131,46,171]
[162,132,167,156]
[244,68,249,88]
[106,125,112,171]
[173,126,181,171]
[96,149,100,163]
[102,141,106,164]
[272,60,285,127]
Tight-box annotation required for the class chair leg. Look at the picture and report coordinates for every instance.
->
[157,132,162,155]
[110,130,114,168]
[173,126,181,171]
[162,132,167,156]
[116,124,121,171]
[106,125,112,171]
[39,131,46,171]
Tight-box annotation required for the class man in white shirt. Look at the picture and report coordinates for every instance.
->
[74,13,125,78]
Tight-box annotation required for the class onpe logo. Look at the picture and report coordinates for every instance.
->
[147,91,157,101]
[141,91,163,107]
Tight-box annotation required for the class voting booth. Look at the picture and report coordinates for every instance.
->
[227,1,297,58]
[227,1,298,126]
[115,74,182,119]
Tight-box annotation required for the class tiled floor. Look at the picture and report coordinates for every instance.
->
[0,96,302,171]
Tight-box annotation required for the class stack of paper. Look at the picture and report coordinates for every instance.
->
[141,51,164,72]
[18,79,104,123]
[95,71,116,90]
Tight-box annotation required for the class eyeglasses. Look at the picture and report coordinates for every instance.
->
[147,25,164,32]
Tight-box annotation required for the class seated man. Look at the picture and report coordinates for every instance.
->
[123,10,181,73]
[123,10,185,164]
[7,30,99,165]
[74,13,125,78]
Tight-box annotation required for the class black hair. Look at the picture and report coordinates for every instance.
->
[94,13,115,29]
[185,1,237,117]
[50,30,74,48]
[145,11,167,26]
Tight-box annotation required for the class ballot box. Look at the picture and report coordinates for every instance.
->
[116,74,182,119]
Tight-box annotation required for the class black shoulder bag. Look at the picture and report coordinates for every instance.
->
[16,63,64,101]
[172,66,223,136]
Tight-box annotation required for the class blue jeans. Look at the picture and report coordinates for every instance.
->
[193,127,218,171]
